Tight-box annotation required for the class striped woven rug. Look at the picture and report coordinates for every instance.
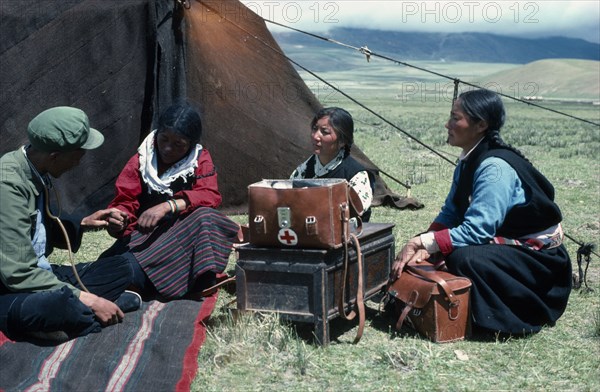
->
[0,293,218,392]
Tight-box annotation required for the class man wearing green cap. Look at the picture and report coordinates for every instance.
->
[0,107,143,343]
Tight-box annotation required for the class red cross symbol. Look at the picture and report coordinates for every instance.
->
[278,228,298,246]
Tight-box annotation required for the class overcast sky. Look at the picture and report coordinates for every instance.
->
[240,1,600,43]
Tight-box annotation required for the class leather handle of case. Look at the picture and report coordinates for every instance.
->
[405,264,459,305]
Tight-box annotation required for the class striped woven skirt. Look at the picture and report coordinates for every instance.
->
[124,207,239,299]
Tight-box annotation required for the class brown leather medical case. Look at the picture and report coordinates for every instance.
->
[248,179,354,249]
[388,263,472,343]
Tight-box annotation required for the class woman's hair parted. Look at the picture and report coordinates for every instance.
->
[458,89,506,132]
[311,107,354,155]
[157,101,203,145]
[459,89,528,162]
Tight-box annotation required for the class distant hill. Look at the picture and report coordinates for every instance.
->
[273,28,600,64]
[472,59,600,101]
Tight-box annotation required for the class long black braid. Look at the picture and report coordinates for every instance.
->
[459,89,530,163]
[487,129,530,163]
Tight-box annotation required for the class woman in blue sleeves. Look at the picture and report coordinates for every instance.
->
[392,89,572,335]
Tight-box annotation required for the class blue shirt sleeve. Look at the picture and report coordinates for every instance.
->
[433,164,462,229]
[436,157,526,247]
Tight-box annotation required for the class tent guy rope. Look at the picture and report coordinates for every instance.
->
[193,0,599,256]
[264,18,600,128]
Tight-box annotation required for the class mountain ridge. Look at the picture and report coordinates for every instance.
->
[272,28,600,64]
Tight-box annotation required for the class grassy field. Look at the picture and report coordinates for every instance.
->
[58,61,599,391]
[282,47,600,101]
[191,98,598,392]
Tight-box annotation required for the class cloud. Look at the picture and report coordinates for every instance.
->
[240,0,600,43]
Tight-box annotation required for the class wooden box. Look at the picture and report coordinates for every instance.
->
[235,223,395,345]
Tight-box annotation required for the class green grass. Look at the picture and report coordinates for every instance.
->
[196,94,599,390]
[53,71,600,391]
[285,47,600,101]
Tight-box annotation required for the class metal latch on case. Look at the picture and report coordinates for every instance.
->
[277,207,291,228]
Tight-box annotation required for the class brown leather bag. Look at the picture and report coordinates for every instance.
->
[248,179,360,249]
[387,262,472,343]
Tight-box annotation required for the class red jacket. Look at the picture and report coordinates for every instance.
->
[108,149,221,236]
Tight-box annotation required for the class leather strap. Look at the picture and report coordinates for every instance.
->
[337,202,365,344]
[350,233,364,343]
[347,186,364,234]
[405,265,459,305]
[395,289,419,330]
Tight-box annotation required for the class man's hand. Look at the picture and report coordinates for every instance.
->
[81,208,128,232]
[79,291,125,325]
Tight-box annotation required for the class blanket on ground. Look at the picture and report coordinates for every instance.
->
[0,294,218,392]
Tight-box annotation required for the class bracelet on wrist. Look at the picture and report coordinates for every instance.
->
[172,199,179,214]
[167,199,176,214]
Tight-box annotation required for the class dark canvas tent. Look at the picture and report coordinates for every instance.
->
[1,0,418,215]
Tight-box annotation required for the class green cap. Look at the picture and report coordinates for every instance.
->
[27,107,104,152]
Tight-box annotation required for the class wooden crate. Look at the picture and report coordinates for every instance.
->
[235,223,395,345]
